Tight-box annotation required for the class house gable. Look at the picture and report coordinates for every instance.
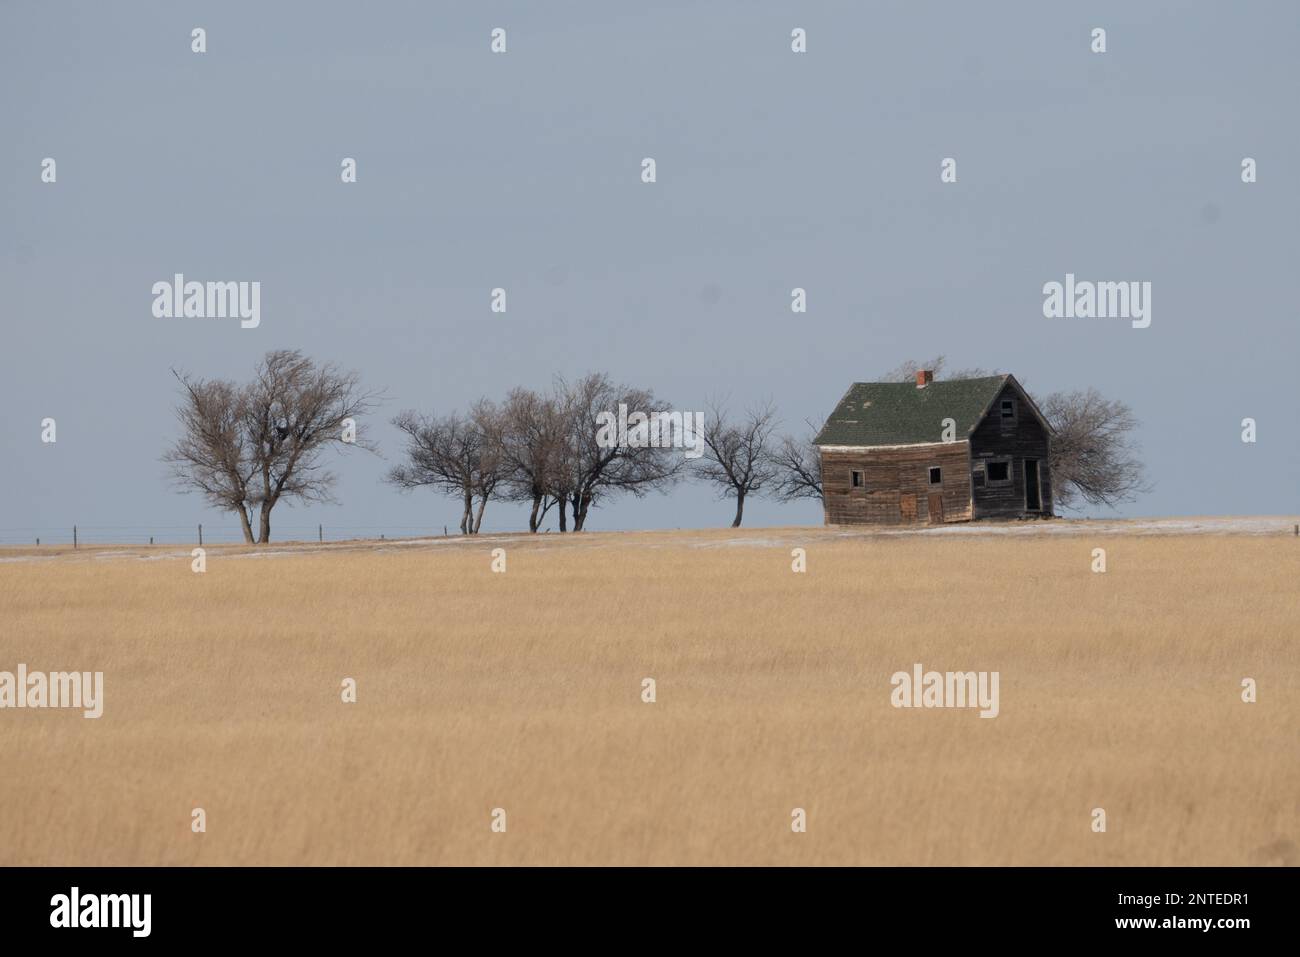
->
[966,374,1054,439]
[967,379,1054,518]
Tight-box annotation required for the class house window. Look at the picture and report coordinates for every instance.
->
[986,459,1011,484]
[851,470,863,488]
[928,466,942,485]
[1000,399,1016,419]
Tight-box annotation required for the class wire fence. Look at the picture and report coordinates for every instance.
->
[0,524,461,547]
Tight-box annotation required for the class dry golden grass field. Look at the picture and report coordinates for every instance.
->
[1,520,1297,866]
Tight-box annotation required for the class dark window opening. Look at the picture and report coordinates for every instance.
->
[851,470,863,488]
[1000,399,1016,418]
[928,466,942,485]
[987,460,1011,483]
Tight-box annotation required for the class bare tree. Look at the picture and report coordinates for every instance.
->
[697,398,780,527]
[772,418,824,504]
[492,386,566,532]
[552,373,682,531]
[165,350,380,544]
[1040,389,1149,509]
[163,376,259,542]
[387,403,504,535]
[467,400,505,533]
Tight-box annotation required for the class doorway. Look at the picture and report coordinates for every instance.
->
[1024,459,1041,511]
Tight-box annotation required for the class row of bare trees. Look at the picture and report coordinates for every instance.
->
[387,375,680,535]
[165,350,1147,543]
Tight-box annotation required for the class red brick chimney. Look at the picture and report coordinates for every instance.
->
[915,369,933,388]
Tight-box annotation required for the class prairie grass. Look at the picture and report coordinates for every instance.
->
[1,526,1296,865]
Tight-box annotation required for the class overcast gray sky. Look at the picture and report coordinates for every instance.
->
[3,1,1297,542]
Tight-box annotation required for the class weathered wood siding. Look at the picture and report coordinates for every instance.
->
[821,442,972,525]
[968,382,1053,519]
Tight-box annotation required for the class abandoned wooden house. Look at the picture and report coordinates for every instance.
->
[814,371,1054,525]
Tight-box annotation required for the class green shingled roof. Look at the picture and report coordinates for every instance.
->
[814,375,1009,447]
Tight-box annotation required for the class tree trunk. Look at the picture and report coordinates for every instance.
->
[558,497,568,532]
[528,494,542,533]
[238,507,255,544]
[258,503,272,543]
[731,491,745,528]
[472,494,488,534]
[573,492,591,531]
